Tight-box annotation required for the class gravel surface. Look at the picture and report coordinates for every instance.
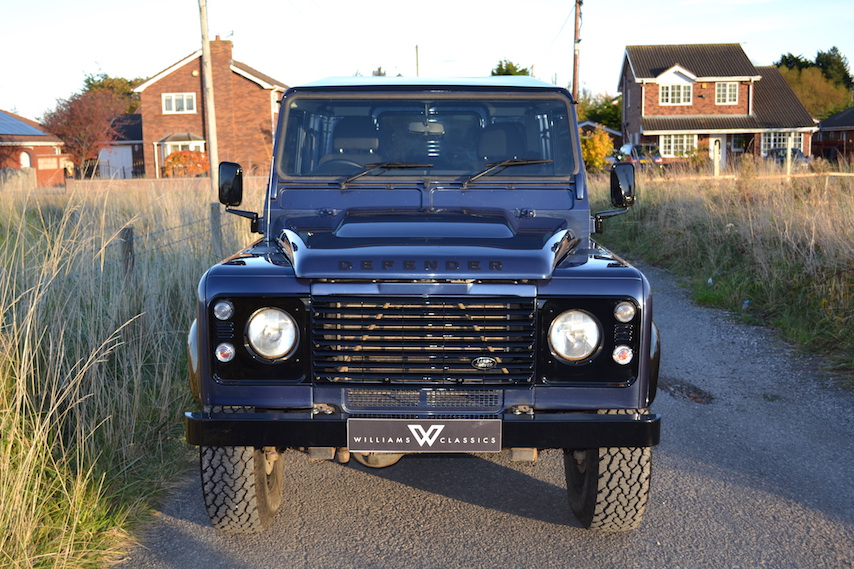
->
[114,263,854,569]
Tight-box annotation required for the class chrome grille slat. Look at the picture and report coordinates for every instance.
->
[312,296,535,384]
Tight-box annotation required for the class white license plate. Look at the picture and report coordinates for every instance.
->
[348,418,501,453]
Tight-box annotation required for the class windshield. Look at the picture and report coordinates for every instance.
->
[276,92,577,180]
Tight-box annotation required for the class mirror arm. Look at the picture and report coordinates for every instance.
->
[593,207,628,234]
[225,207,260,233]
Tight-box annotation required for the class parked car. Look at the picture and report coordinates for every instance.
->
[766,148,809,169]
[604,149,620,166]
[618,144,664,170]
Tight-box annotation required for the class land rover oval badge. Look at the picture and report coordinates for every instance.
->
[471,356,497,370]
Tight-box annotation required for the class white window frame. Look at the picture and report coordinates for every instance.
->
[162,141,206,161]
[659,134,697,157]
[162,93,197,114]
[660,84,692,105]
[761,132,803,155]
[715,82,739,105]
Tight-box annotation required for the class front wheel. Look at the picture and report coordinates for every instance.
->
[199,407,284,533]
[564,446,652,532]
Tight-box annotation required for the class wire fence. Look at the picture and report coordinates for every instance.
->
[98,204,243,277]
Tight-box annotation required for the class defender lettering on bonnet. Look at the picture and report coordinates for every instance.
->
[337,260,503,271]
[186,76,661,535]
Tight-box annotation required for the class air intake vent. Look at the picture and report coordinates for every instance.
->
[312,296,535,384]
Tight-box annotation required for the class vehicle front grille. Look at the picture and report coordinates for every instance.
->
[345,388,503,410]
[311,296,536,384]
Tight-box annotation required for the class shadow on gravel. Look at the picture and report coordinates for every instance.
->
[357,453,578,527]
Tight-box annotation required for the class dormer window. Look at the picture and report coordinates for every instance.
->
[660,84,692,105]
[715,82,738,105]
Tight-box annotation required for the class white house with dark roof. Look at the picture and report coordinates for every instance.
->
[619,44,817,165]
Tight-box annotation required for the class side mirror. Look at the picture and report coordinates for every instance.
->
[610,162,636,208]
[219,161,243,207]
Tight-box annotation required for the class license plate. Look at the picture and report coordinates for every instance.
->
[348,418,502,453]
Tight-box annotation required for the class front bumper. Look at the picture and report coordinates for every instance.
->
[185,410,661,449]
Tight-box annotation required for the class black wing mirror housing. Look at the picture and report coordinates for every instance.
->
[610,162,636,208]
[218,161,260,233]
[219,161,243,207]
[594,162,637,234]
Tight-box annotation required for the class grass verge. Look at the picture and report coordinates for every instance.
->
[0,181,260,567]
[591,161,854,376]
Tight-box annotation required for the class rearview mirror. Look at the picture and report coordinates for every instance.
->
[610,162,636,208]
[219,161,243,207]
[409,122,445,135]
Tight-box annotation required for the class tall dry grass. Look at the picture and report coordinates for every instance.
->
[0,180,261,567]
[592,158,854,373]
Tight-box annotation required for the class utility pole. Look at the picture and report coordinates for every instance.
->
[572,0,582,101]
[199,0,219,197]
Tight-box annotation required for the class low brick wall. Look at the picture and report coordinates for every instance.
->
[0,167,37,193]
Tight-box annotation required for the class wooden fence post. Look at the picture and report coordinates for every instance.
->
[120,226,135,280]
[210,203,224,259]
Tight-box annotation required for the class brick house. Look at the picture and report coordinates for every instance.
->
[619,44,816,166]
[813,106,854,161]
[0,109,71,187]
[134,39,287,178]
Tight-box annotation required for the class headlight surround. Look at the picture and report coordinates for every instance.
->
[246,307,298,360]
[548,309,602,362]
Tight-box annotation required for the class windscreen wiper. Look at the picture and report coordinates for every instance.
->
[461,158,554,189]
[339,162,433,188]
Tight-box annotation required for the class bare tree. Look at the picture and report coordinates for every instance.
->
[41,90,126,178]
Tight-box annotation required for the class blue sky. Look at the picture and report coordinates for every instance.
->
[2,0,852,120]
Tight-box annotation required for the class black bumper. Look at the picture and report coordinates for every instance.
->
[185,411,661,449]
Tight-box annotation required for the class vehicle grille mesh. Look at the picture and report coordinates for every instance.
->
[311,296,535,384]
[346,388,502,410]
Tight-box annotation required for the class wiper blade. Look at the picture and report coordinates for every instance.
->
[339,162,433,188]
[461,158,553,189]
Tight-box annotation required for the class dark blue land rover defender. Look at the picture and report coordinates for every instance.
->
[185,77,661,533]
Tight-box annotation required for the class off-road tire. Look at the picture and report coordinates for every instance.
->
[199,406,284,533]
[564,409,652,532]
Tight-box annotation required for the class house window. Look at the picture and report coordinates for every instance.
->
[660,134,697,157]
[762,132,803,155]
[163,141,205,159]
[715,82,738,105]
[660,84,692,105]
[162,93,197,114]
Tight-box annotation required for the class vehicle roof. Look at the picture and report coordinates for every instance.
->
[288,76,573,96]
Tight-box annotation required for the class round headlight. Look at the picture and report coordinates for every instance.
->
[614,301,636,323]
[548,310,601,362]
[246,308,298,360]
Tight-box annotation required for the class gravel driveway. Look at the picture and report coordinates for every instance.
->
[114,263,854,569]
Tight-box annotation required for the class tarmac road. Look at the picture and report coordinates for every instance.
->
[114,264,854,569]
